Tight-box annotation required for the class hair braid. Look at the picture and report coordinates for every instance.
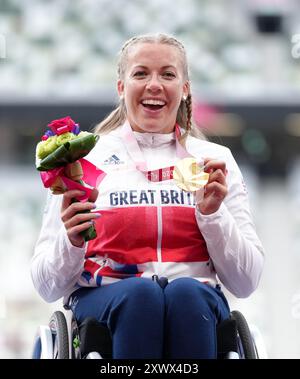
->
[185,94,192,132]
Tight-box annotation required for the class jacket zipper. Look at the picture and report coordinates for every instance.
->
[156,204,163,276]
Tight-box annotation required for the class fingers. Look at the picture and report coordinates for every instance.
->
[61,189,86,212]
[61,189,99,220]
[88,187,99,203]
[197,158,228,215]
[203,158,227,185]
[204,181,228,199]
[61,200,96,224]
[64,210,100,230]
[204,158,227,176]
[207,168,226,186]
[198,181,228,215]
[61,188,99,209]
[66,221,95,248]
[60,188,100,247]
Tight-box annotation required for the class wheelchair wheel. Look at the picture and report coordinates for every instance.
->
[49,311,69,359]
[231,310,257,359]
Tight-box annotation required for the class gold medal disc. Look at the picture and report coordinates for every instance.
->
[173,158,209,192]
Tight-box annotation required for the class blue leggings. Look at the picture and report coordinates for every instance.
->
[70,277,230,359]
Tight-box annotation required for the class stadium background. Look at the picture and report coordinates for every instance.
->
[1,0,300,358]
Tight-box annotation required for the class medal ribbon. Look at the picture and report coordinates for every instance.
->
[120,120,193,182]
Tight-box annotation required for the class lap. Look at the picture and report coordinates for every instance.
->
[68,276,229,324]
[165,277,230,322]
[69,277,163,323]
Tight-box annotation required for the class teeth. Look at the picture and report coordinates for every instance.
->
[142,99,166,106]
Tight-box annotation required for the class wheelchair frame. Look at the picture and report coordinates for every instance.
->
[32,308,266,359]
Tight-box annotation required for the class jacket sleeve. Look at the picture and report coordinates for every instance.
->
[30,191,87,303]
[195,149,264,298]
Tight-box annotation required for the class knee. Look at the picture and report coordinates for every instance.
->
[165,278,216,309]
[119,278,164,309]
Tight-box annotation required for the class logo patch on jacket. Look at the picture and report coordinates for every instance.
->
[103,154,124,165]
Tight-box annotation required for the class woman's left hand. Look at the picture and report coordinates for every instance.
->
[196,158,228,215]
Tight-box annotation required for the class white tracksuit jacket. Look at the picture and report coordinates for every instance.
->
[31,125,264,304]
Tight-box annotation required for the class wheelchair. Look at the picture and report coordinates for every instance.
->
[32,307,266,359]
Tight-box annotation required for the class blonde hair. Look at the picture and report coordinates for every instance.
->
[94,33,205,142]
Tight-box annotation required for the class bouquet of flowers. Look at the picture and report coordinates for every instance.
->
[35,116,105,241]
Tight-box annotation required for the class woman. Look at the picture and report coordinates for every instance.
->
[31,33,264,359]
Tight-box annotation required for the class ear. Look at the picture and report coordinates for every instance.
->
[117,79,124,97]
[183,81,190,99]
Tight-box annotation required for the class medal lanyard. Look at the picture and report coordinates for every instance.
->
[120,120,194,182]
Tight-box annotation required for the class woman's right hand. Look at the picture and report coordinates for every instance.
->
[61,188,99,247]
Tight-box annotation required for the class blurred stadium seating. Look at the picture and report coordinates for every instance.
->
[1,0,300,358]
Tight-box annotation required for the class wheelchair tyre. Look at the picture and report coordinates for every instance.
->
[231,310,257,359]
[49,311,69,359]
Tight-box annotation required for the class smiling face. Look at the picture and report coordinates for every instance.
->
[117,42,189,134]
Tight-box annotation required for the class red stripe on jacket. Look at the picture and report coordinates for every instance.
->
[161,206,209,262]
[97,266,143,279]
[86,206,209,265]
[86,207,158,264]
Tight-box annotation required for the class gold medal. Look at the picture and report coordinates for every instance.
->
[173,158,209,192]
